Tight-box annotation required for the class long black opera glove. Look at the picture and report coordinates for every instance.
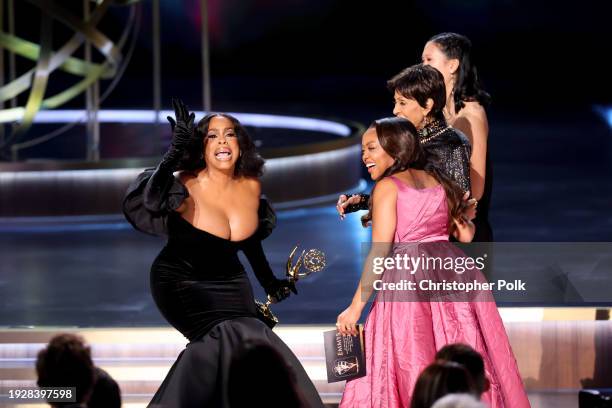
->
[241,238,297,303]
[344,193,370,214]
[143,98,196,213]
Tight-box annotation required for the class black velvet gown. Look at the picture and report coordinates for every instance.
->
[123,168,323,408]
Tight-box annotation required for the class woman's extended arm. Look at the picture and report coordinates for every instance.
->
[143,98,196,212]
[241,238,296,302]
[240,184,295,302]
[336,178,397,335]
[453,104,488,200]
[122,99,195,235]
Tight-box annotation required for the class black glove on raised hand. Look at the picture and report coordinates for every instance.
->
[161,98,197,171]
[144,98,196,213]
[266,278,298,303]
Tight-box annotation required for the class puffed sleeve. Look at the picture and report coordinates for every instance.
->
[424,129,472,195]
[448,137,472,194]
[447,130,472,191]
[255,196,277,240]
[122,165,188,237]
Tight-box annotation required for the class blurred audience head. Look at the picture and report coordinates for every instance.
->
[431,393,487,408]
[88,367,121,408]
[410,361,477,408]
[36,333,95,407]
[36,333,121,408]
[435,343,490,397]
[228,340,308,408]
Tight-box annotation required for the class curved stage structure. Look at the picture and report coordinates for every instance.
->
[0,111,365,216]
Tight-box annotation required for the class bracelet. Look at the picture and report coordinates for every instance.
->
[345,194,369,213]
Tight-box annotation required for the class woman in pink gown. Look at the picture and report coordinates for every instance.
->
[336,117,530,407]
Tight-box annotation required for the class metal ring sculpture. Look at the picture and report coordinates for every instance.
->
[0,0,141,153]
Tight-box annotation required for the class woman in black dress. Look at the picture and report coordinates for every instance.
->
[338,34,492,242]
[421,32,493,242]
[123,100,323,408]
[336,64,473,223]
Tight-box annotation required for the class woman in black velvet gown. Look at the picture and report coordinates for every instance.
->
[123,100,323,408]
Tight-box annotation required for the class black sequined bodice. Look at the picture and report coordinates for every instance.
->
[418,119,472,193]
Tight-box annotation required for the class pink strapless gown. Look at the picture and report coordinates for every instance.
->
[340,176,530,408]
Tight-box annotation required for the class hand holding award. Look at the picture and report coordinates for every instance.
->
[256,245,326,328]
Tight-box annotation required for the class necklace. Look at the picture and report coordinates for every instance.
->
[421,126,450,144]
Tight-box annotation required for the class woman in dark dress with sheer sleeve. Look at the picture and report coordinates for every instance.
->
[341,35,493,242]
[337,64,473,221]
[123,100,323,408]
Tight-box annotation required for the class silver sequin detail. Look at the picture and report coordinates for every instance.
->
[418,119,472,193]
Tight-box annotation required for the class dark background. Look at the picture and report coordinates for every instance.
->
[10,0,612,116]
[3,0,611,241]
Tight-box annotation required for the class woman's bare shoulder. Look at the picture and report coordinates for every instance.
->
[373,177,398,198]
[239,176,261,193]
[455,102,488,142]
[177,170,197,186]
[460,101,487,121]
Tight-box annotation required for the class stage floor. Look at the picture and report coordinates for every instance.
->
[1,159,612,328]
[1,107,611,326]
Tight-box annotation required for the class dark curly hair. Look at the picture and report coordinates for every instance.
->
[428,32,491,113]
[179,113,265,178]
[387,64,447,123]
[361,117,465,230]
[36,333,96,405]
